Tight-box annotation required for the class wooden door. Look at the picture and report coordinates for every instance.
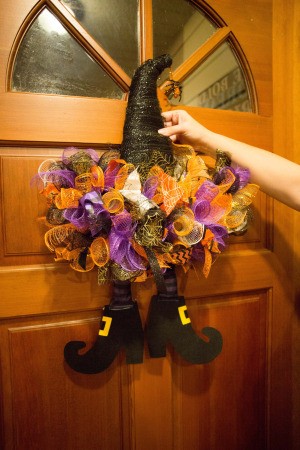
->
[0,1,295,449]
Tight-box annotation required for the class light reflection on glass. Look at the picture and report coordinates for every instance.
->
[38,8,67,35]
[168,42,252,112]
[153,0,217,70]
[60,0,139,77]
[12,8,123,98]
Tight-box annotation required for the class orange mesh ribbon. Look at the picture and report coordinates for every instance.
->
[105,158,127,185]
[91,165,104,189]
[216,168,236,194]
[203,246,213,278]
[178,222,205,246]
[172,208,195,237]
[232,184,260,208]
[187,154,208,179]
[159,171,184,215]
[209,192,232,223]
[102,190,124,214]
[226,184,259,230]
[42,183,60,205]
[201,229,221,278]
[55,188,82,209]
[115,163,135,190]
[90,237,110,267]
[75,173,93,194]
[44,224,77,251]
[70,251,95,272]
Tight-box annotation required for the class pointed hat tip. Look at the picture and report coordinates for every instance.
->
[119,54,174,173]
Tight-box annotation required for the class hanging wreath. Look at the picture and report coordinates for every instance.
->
[36,144,259,289]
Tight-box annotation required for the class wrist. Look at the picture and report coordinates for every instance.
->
[196,130,218,157]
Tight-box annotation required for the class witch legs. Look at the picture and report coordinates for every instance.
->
[64,281,144,374]
[146,268,223,364]
[64,268,223,374]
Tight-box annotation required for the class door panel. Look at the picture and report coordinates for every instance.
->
[1,1,294,450]
[133,290,268,450]
[12,325,121,450]
[5,320,129,450]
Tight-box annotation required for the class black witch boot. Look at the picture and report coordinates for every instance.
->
[146,269,223,364]
[64,282,144,374]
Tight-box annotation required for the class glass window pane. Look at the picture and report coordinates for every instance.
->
[11,8,123,99]
[152,0,217,69]
[60,0,139,77]
[168,41,252,112]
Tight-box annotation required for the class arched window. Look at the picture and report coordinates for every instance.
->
[11,0,255,112]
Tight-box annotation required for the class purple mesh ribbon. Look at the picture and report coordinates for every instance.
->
[109,233,145,271]
[111,211,136,237]
[64,207,86,229]
[37,169,76,188]
[195,180,219,202]
[193,181,227,224]
[63,191,110,236]
[142,176,159,199]
[109,212,144,271]
[166,223,177,242]
[191,244,205,262]
[233,167,250,188]
[208,224,228,248]
[214,166,250,194]
[104,165,120,189]
[192,200,211,223]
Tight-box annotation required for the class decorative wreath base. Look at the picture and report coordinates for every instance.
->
[36,145,259,292]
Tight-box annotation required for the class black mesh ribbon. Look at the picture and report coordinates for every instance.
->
[144,247,166,294]
[119,54,174,175]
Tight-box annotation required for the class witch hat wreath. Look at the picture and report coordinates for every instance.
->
[36,54,259,373]
[63,54,223,373]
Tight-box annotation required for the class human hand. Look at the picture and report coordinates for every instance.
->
[158,110,209,148]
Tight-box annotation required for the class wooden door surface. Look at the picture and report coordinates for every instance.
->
[0,1,295,449]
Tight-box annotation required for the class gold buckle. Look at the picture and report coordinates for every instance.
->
[178,305,191,325]
[99,316,112,336]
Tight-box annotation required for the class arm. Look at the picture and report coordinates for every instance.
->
[159,110,300,211]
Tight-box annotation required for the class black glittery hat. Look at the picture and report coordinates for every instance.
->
[119,54,174,178]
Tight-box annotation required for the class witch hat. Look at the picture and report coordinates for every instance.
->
[119,54,174,180]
